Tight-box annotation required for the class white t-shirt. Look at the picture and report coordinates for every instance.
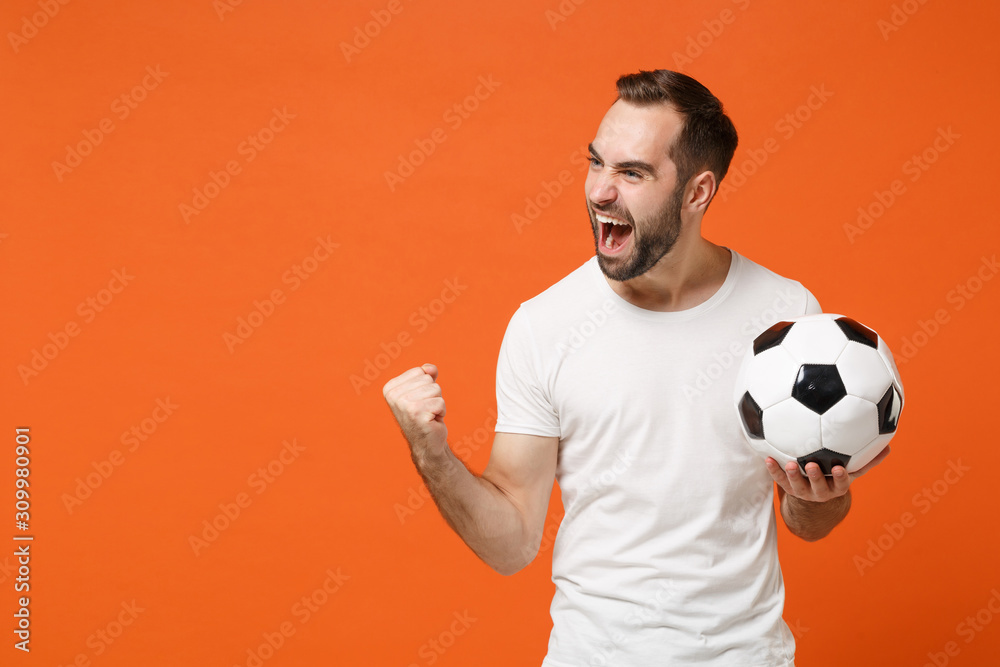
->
[494,248,822,667]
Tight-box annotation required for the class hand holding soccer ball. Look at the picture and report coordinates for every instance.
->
[734,314,904,476]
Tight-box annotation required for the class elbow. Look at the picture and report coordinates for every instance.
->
[488,542,538,577]
[489,553,536,576]
[492,563,525,577]
[487,557,528,576]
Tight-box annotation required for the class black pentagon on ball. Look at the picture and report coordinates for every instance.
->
[835,317,878,349]
[877,385,901,434]
[797,449,852,476]
[738,392,765,439]
[792,364,847,414]
[753,321,795,355]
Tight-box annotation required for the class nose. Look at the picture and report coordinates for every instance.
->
[587,168,618,209]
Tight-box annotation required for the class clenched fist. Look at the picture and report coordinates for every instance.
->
[383,363,449,461]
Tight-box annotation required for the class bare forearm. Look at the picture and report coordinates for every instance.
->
[780,488,851,542]
[412,445,531,575]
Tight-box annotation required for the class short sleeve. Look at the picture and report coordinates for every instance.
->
[494,306,561,438]
[803,285,822,315]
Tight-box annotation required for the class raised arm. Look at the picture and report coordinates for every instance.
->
[383,363,558,575]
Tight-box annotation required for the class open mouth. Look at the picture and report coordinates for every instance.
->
[596,212,633,254]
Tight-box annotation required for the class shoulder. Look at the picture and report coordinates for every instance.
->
[729,249,822,316]
[522,257,596,303]
[500,257,607,343]
[732,249,800,284]
[514,257,600,316]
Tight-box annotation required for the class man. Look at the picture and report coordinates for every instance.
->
[383,69,888,666]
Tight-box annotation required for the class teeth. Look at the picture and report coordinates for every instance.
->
[596,213,629,226]
[598,212,629,250]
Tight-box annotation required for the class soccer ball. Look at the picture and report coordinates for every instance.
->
[733,313,904,475]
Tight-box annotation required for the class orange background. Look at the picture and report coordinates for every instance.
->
[3,0,999,665]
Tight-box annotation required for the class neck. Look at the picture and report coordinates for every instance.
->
[604,235,732,312]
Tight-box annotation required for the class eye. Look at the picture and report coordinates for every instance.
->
[588,156,602,168]
[624,170,641,179]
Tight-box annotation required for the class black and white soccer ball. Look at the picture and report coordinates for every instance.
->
[733,313,904,475]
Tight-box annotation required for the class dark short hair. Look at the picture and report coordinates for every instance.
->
[615,70,738,193]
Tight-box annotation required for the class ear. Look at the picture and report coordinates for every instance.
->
[685,170,718,213]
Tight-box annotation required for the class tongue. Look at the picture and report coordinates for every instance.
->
[610,224,632,247]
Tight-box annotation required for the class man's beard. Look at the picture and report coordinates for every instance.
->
[590,182,684,282]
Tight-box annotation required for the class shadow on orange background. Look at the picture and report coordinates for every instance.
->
[2,0,999,665]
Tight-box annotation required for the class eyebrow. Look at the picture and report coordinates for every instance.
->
[588,143,659,177]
